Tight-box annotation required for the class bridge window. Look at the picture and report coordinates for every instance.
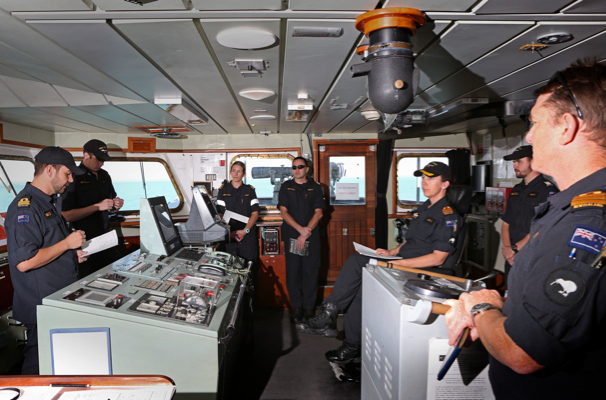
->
[0,157,35,214]
[229,154,296,208]
[395,152,449,212]
[91,158,183,214]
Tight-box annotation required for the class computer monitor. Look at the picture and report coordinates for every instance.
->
[140,196,183,256]
[176,186,228,244]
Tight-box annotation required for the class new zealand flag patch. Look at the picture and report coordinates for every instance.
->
[446,220,455,228]
[18,215,29,223]
[568,225,606,255]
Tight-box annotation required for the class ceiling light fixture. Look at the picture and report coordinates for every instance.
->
[123,0,158,5]
[536,33,573,45]
[217,28,278,50]
[239,89,275,101]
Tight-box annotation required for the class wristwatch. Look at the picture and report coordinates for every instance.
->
[244,228,250,234]
[470,303,499,326]
[511,244,518,253]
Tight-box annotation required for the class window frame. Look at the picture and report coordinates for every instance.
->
[393,150,451,214]
[73,156,184,216]
[229,152,297,211]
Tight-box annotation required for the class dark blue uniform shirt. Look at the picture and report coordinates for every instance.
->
[399,195,461,259]
[216,182,260,218]
[6,183,78,324]
[278,178,326,241]
[62,163,116,239]
[501,174,558,244]
[491,168,606,399]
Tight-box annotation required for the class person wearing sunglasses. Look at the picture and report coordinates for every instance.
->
[278,157,326,323]
[445,59,606,399]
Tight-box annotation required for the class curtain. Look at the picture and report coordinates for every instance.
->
[375,139,395,249]
[446,148,471,185]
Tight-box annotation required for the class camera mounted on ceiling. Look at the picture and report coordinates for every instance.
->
[351,8,425,115]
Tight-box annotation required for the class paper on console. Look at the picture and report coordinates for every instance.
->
[81,230,119,256]
[354,241,401,260]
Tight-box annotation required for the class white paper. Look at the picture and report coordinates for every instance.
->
[59,387,175,400]
[223,210,249,225]
[335,183,359,200]
[354,242,401,260]
[81,230,118,256]
[0,387,61,400]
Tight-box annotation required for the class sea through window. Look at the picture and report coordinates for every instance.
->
[0,156,35,214]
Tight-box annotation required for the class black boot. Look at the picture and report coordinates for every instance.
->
[325,341,361,364]
[291,308,303,323]
[303,308,315,322]
[296,303,339,337]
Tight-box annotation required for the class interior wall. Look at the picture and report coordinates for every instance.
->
[1,121,54,147]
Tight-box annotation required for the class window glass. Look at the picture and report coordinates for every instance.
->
[397,156,449,204]
[230,154,295,207]
[329,156,365,205]
[0,159,35,213]
[102,161,180,212]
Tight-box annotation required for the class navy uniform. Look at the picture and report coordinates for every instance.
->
[216,181,260,262]
[490,168,606,399]
[318,195,461,346]
[501,174,558,278]
[62,162,120,277]
[278,178,326,310]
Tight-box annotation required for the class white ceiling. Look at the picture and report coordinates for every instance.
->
[0,0,603,137]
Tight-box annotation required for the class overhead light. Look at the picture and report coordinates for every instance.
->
[298,93,309,100]
[156,99,208,126]
[250,115,276,120]
[239,89,275,101]
[154,97,181,105]
[537,33,573,45]
[361,110,380,121]
[217,28,278,50]
[228,59,269,78]
[124,0,158,5]
[151,128,182,139]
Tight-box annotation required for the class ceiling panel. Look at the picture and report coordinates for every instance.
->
[419,23,606,105]
[411,20,451,53]
[416,21,533,92]
[0,64,43,82]
[0,76,67,107]
[74,104,156,129]
[385,0,477,12]
[0,107,113,132]
[53,86,108,106]
[0,110,79,132]
[475,0,572,14]
[330,108,381,133]
[201,19,281,134]
[37,106,129,132]
[0,81,27,107]
[563,0,606,14]
[290,0,378,11]
[29,20,181,103]
[93,0,188,11]
[113,19,243,134]
[281,19,361,134]
[191,0,282,11]
[0,0,92,11]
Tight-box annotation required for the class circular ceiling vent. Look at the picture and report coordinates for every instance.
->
[239,89,276,101]
[216,28,278,50]
[536,33,573,45]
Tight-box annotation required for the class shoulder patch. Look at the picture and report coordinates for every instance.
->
[250,185,255,190]
[316,181,321,185]
[545,269,586,306]
[442,206,453,215]
[218,184,224,190]
[17,214,29,223]
[545,181,554,187]
[571,191,606,210]
[17,196,31,208]
[568,225,606,255]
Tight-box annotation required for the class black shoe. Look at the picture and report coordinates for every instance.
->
[325,341,361,364]
[296,303,339,337]
[303,308,315,321]
[291,308,303,324]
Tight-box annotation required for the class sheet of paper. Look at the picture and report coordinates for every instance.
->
[0,387,61,400]
[354,242,401,260]
[59,387,175,400]
[223,210,249,225]
[81,230,118,256]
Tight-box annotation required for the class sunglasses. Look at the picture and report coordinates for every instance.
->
[292,165,307,170]
[548,71,584,120]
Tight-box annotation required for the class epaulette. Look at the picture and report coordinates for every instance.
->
[218,184,224,190]
[442,206,454,215]
[316,181,321,185]
[250,185,255,190]
[571,190,606,209]
[17,195,31,208]
[545,181,554,187]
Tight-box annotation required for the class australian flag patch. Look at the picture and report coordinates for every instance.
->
[568,225,606,255]
[18,214,29,223]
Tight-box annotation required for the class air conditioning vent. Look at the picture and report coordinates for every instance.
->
[151,129,181,139]
[293,27,343,38]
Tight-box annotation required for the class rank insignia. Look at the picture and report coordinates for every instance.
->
[568,225,606,255]
[45,210,55,219]
[250,185,255,190]
[510,192,520,196]
[571,191,606,209]
[425,217,434,224]
[17,197,30,207]
[288,188,296,191]
[529,192,538,197]
[442,206,453,215]
[412,212,419,219]
[545,181,554,187]
[17,214,29,223]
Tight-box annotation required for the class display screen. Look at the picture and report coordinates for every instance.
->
[147,196,183,256]
[197,186,219,220]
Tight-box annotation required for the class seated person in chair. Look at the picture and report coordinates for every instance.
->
[296,162,462,364]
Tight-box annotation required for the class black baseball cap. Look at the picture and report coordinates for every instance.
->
[35,147,84,175]
[504,145,533,161]
[413,161,452,182]
[83,139,112,162]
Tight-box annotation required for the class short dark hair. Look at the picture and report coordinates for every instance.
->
[231,161,246,175]
[34,162,62,177]
[534,58,606,149]
[292,156,308,166]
